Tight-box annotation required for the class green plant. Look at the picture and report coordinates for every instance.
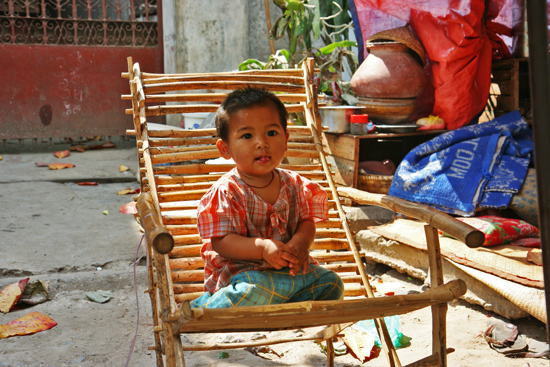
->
[239,0,358,103]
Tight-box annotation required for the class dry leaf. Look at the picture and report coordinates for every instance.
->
[0,155,3,161]
[0,278,29,313]
[53,150,70,158]
[120,201,137,215]
[342,327,378,363]
[0,311,57,338]
[69,145,86,152]
[119,165,130,173]
[35,162,50,167]
[48,163,75,170]
[77,182,99,186]
[118,188,140,195]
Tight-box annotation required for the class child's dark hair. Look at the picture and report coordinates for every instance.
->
[216,87,288,141]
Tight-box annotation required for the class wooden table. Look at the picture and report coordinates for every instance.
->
[323,130,446,188]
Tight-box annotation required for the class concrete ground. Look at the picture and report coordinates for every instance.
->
[0,136,547,367]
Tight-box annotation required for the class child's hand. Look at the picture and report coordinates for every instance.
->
[286,220,316,276]
[260,239,298,269]
[287,242,310,276]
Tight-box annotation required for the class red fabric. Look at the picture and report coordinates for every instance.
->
[197,168,328,293]
[350,0,521,130]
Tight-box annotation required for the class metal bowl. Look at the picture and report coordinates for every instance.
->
[319,106,367,133]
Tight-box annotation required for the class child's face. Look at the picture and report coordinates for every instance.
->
[216,103,289,179]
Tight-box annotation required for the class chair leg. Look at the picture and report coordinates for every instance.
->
[425,225,447,367]
[326,337,335,367]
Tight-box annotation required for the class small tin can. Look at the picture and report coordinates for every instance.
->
[350,114,370,135]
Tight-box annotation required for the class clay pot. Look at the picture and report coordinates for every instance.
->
[351,41,428,99]
[356,96,416,125]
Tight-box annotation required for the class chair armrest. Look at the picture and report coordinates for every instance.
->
[136,192,174,254]
[337,187,484,248]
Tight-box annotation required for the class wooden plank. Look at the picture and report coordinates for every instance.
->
[323,133,358,160]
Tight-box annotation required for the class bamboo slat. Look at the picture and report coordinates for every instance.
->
[138,68,307,79]
[157,183,214,192]
[166,225,199,235]
[143,80,306,94]
[159,190,208,203]
[173,234,202,245]
[162,216,198,225]
[172,269,204,283]
[173,283,204,294]
[140,74,305,85]
[169,257,204,270]
[169,244,202,257]
[149,136,218,147]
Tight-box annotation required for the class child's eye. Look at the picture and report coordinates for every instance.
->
[241,133,252,139]
[267,130,278,136]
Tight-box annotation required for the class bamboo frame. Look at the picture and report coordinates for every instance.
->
[124,56,483,367]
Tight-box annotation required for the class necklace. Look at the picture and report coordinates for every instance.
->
[243,171,275,189]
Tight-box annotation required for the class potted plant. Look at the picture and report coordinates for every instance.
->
[239,0,358,105]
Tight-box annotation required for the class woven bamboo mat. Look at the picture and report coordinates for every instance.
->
[370,219,544,288]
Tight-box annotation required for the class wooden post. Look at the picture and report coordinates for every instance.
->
[326,338,335,367]
[425,225,447,367]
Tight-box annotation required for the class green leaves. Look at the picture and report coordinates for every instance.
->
[319,40,357,55]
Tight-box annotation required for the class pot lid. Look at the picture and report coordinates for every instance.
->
[367,26,426,66]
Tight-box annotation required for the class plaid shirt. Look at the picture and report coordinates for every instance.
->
[197,167,328,293]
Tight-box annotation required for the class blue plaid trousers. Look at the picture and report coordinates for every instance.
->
[190,264,344,308]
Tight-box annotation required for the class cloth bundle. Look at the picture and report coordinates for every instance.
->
[389,111,534,216]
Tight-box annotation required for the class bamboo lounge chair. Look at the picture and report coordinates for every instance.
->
[122,56,484,367]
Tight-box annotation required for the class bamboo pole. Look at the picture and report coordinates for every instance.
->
[301,58,402,367]
[136,192,175,254]
[425,225,448,367]
[178,279,466,333]
[337,187,485,248]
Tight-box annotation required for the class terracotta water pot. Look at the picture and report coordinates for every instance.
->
[351,41,428,99]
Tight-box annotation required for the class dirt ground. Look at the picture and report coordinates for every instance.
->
[1,138,548,366]
[1,265,548,367]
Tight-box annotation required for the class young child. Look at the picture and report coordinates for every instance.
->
[190,87,344,308]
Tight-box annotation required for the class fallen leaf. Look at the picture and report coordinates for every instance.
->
[0,311,57,338]
[69,145,86,152]
[103,210,109,215]
[89,141,116,150]
[85,290,112,303]
[0,278,29,313]
[119,201,137,215]
[53,150,70,158]
[77,182,99,186]
[0,155,3,161]
[342,327,378,363]
[48,163,75,170]
[35,162,50,167]
[119,165,130,173]
[117,187,140,195]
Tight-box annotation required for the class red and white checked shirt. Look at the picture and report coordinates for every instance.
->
[197,167,328,293]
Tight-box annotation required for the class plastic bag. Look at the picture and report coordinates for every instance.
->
[356,315,404,348]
